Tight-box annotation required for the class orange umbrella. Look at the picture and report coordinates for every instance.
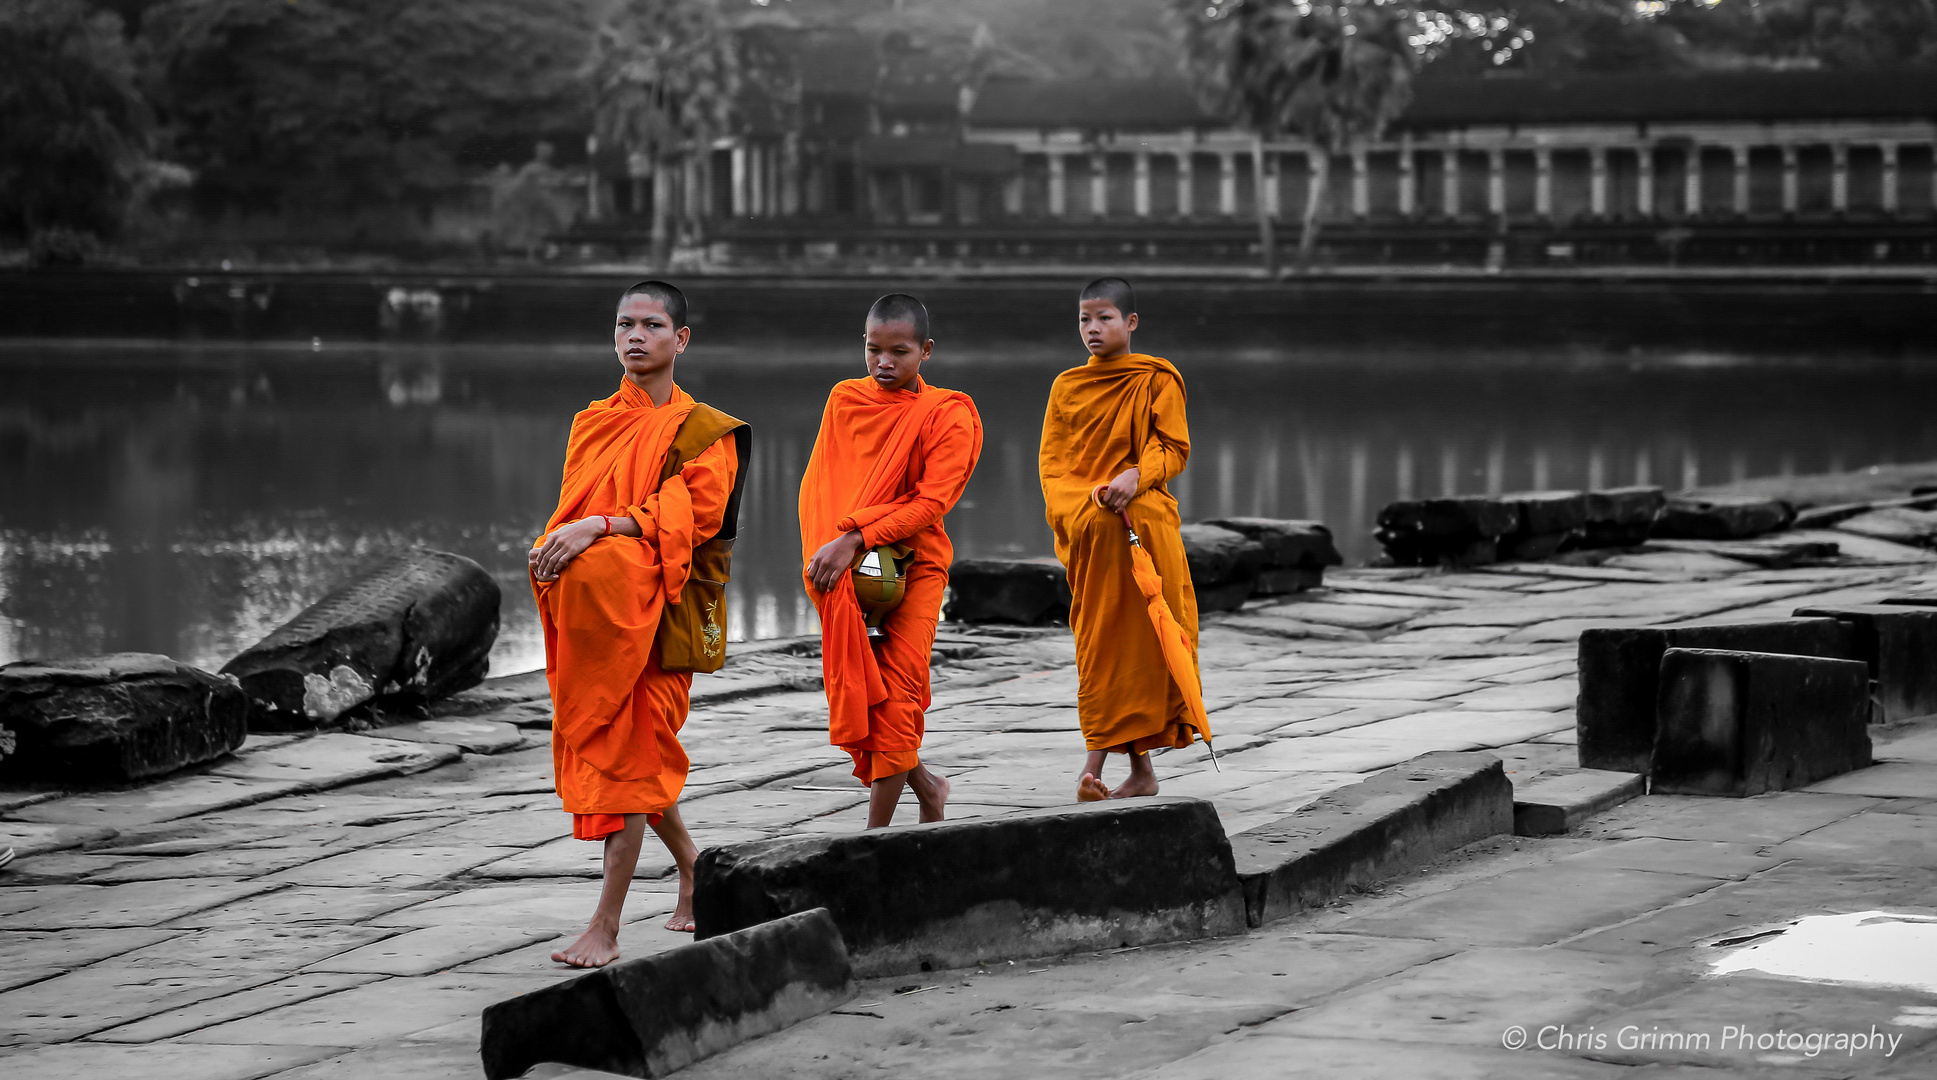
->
[1092,488,1217,770]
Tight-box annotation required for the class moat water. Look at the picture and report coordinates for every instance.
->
[6,338,1937,676]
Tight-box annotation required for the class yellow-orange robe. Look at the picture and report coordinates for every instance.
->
[1040,353,1203,753]
[798,377,983,784]
[532,379,738,840]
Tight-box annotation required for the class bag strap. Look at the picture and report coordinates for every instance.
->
[660,403,753,543]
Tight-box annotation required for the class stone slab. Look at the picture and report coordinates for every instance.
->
[1199,517,1343,569]
[86,972,389,1043]
[265,845,525,888]
[1574,618,1862,774]
[1,878,278,930]
[1767,809,1937,868]
[176,971,559,1047]
[480,908,856,1080]
[1145,1034,1630,1080]
[1793,603,1937,723]
[1556,837,1782,880]
[943,558,1070,624]
[162,885,444,929]
[1513,768,1646,835]
[1596,791,1879,844]
[365,717,525,754]
[304,924,558,975]
[6,774,311,828]
[1652,648,1872,797]
[1653,494,1794,540]
[1230,751,1513,927]
[692,797,1246,977]
[1802,762,1937,799]
[1335,864,1717,947]
[0,1042,345,1080]
[0,926,179,993]
[205,732,460,787]
[0,821,118,859]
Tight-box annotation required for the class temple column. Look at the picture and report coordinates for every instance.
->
[1486,148,1505,217]
[1881,142,1900,215]
[1637,145,1654,218]
[781,136,801,216]
[1831,143,1850,213]
[1133,151,1152,217]
[1352,148,1370,218]
[1781,144,1799,214]
[1398,137,1417,217]
[1091,151,1108,217]
[1047,153,1067,216]
[1441,148,1459,217]
[730,144,748,217]
[1534,147,1553,219]
[1684,145,1702,217]
[1176,152,1194,218]
[1261,149,1280,219]
[585,134,603,221]
[1589,146,1608,217]
[1218,152,1237,217]
[1731,145,1750,215]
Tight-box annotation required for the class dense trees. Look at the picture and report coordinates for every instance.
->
[1,0,1929,259]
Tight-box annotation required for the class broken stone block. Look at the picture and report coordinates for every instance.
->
[221,549,499,731]
[1793,603,1937,723]
[1581,486,1665,548]
[1503,491,1589,537]
[1179,523,1266,584]
[1198,518,1343,570]
[480,908,855,1080]
[943,558,1070,624]
[1512,768,1646,836]
[0,653,248,785]
[1374,497,1520,567]
[1652,495,1793,540]
[1576,618,1862,774]
[693,797,1245,977]
[1652,648,1871,797]
[1252,566,1324,597]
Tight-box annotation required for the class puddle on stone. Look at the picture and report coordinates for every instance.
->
[1708,911,1937,994]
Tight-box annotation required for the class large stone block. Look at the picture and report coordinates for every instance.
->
[1652,495,1794,540]
[221,549,499,730]
[1576,618,1861,774]
[1231,752,1512,927]
[1198,518,1343,569]
[1512,768,1645,836]
[1374,497,1520,567]
[0,653,248,785]
[479,908,854,1080]
[943,558,1070,624]
[1793,603,1937,723]
[692,797,1246,977]
[1581,485,1665,548]
[1180,524,1267,613]
[1834,506,1937,547]
[1652,648,1871,797]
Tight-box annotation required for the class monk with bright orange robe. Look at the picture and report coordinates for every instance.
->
[1040,277,1207,803]
[529,281,739,966]
[800,294,983,828]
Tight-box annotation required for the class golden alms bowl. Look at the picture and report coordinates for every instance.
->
[851,543,913,638]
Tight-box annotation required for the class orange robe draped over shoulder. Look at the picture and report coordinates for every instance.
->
[798,377,983,784]
[1039,353,1202,753]
[532,379,738,840]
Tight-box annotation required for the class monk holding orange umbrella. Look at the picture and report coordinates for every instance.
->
[1039,277,1210,802]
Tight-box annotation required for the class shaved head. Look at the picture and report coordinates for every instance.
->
[866,292,931,341]
[619,280,687,328]
[1079,277,1135,316]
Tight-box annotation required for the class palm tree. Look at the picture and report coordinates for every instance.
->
[1171,0,1516,271]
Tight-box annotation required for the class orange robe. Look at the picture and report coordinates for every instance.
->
[798,377,983,784]
[532,379,738,841]
[1040,353,1204,753]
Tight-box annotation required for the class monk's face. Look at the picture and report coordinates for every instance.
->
[1079,299,1137,358]
[864,318,932,392]
[614,296,688,383]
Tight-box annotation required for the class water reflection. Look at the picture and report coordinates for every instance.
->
[4,341,1936,676]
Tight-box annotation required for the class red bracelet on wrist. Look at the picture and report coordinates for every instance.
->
[602,515,612,535]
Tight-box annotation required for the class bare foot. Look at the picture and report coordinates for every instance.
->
[664,866,696,933]
[916,771,950,823]
[552,923,620,968]
[1110,774,1159,799]
[1077,773,1110,802]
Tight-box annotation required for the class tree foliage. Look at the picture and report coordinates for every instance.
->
[0,0,158,243]
[140,0,597,216]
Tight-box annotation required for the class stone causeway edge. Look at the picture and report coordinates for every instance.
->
[480,750,1631,1078]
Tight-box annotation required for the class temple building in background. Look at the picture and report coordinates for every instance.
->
[585,66,1937,267]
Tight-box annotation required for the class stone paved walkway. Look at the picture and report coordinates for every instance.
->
[5,535,1937,1079]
